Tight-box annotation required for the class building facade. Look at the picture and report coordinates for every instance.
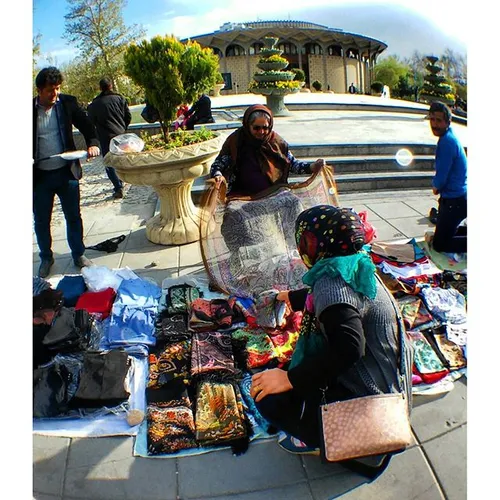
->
[185,20,388,94]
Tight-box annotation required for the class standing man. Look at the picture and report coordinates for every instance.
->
[88,77,131,199]
[33,67,100,278]
[348,82,356,94]
[428,101,467,254]
[183,93,214,130]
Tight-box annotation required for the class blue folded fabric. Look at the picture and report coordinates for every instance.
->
[56,275,87,307]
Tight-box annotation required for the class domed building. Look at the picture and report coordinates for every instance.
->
[185,20,388,94]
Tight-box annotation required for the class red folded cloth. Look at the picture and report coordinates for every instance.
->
[75,287,116,319]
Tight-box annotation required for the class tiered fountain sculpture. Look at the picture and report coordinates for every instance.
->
[249,37,301,116]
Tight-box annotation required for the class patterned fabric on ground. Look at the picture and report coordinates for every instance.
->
[370,241,416,263]
[231,328,277,368]
[397,295,422,330]
[190,331,235,376]
[441,271,467,299]
[146,384,197,455]
[408,331,449,383]
[446,322,467,346]
[420,287,467,324]
[154,313,191,343]
[239,373,272,432]
[422,328,467,370]
[33,276,51,296]
[188,298,242,332]
[148,340,191,389]
[195,381,247,445]
[268,330,300,364]
[75,287,116,320]
[166,285,202,315]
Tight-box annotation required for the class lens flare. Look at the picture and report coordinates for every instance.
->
[395,149,413,167]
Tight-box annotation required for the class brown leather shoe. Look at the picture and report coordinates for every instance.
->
[112,190,124,199]
[38,258,55,278]
[73,255,94,268]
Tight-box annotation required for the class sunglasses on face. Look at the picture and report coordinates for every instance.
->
[251,125,270,131]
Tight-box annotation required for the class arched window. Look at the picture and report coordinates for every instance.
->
[278,42,298,55]
[226,44,245,57]
[347,48,359,59]
[304,43,323,55]
[248,43,264,55]
[327,45,342,57]
[210,47,223,58]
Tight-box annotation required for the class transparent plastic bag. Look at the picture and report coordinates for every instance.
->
[109,133,145,155]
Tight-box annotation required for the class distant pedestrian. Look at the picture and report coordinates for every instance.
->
[88,77,131,199]
[348,82,356,94]
[33,67,99,278]
[183,94,214,130]
[428,102,467,253]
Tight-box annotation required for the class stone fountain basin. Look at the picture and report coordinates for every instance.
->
[104,134,223,186]
[104,133,223,245]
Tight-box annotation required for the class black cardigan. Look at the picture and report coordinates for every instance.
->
[286,288,365,398]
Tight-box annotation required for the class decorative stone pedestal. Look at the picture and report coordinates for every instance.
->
[266,94,292,117]
[105,134,223,245]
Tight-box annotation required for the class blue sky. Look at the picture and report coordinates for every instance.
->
[33,0,469,67]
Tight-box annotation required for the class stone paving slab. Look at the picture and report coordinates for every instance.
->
[33,435,70,497]
[422,425,467,500]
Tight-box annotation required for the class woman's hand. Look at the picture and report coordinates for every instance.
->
[214,175,224,189]
[251,369,293,403]
[311,158,326,173]
[87,145,100,159]
[276,290,291,309]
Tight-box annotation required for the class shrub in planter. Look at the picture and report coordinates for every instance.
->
[312,80,322,91]
[371,81,384,94]
[124,35,220,144]
[291,68,306,82]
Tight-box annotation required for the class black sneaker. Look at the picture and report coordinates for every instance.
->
[112,190,124,199]
[38,258,55,278]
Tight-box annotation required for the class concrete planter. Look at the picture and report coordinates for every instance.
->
[105,133,223,245]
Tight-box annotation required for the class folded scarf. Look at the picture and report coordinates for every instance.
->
[148,340,191,389]
[195,381,247,445]
[75,287,116,320]
[231,328,277,369]
[190,331,235,377]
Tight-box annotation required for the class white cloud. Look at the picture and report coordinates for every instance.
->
[150,0,468,44]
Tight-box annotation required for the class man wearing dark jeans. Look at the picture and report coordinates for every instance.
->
[428,102,467,254]
[33,67,100,278]
[88,77,131,198]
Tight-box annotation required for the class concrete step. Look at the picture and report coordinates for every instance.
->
[289,143,437,157]
[295,155,435,174]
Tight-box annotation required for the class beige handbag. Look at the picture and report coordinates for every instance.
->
[319,393,412,462]
[319,280,412,462]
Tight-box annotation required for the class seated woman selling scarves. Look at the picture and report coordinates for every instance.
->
[210,104,326,196]
[250,205,413,469]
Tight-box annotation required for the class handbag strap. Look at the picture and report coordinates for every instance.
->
[375,273,410,397]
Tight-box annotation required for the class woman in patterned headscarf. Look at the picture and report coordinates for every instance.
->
[210,104,325,196]
[250,205,412,464]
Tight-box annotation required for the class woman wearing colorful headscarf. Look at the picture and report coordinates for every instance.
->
[210,104,325,195]
[250,205,413,465]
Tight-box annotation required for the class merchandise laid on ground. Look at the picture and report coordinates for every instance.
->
[33,236,467,461]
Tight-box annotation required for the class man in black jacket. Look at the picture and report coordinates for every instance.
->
[33,67,100,278]
[88,77,131,198]
[184,93,214,130]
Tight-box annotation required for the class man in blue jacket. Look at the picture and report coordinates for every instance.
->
[33,67,100,278]
[429,102,467,254]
